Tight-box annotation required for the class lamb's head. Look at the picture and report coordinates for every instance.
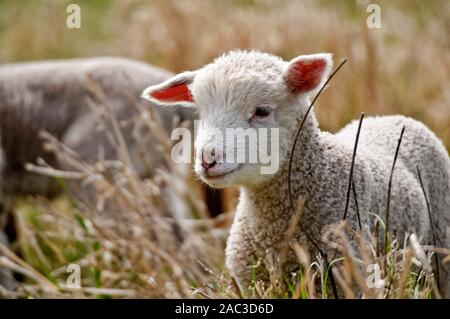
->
[142,50,332,188]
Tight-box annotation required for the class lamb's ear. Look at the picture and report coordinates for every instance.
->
[142,71,196,107]
[284,53,333,95]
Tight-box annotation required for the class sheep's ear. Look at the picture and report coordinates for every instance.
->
[142,71,196,107]
[284,53,333,95]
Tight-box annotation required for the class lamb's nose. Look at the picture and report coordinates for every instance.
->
[202,154,217,171]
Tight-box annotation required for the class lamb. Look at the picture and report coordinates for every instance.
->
[142,50,450,297]
[0,57,199,289]
[0,57,197,198]
[0,57,207,216]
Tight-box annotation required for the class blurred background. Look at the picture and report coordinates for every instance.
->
[0,0,449,298]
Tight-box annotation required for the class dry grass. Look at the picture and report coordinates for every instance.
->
[0,0,449,298]
[1,173,447,299]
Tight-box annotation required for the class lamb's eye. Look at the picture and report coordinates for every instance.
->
[253,106,272,118]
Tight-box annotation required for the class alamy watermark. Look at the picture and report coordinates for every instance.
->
[366,3,381,29]
[366,263,385,289]
[66,4,81,29]
[66,263,81,289]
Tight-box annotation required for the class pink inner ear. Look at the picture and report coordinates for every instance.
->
[150,83,194,103]
[285,59,326,94]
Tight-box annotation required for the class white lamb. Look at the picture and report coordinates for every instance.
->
[143,50,450,297]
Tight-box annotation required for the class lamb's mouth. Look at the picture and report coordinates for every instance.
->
[204,164,242,180]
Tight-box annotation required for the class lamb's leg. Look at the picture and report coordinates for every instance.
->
[435,181,450,298]
[435,176,450,299]
[225,213,264,292]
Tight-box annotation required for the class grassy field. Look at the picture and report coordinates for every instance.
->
[0,0,449,298]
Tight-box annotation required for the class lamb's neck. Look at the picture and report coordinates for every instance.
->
[241,113,325,221]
